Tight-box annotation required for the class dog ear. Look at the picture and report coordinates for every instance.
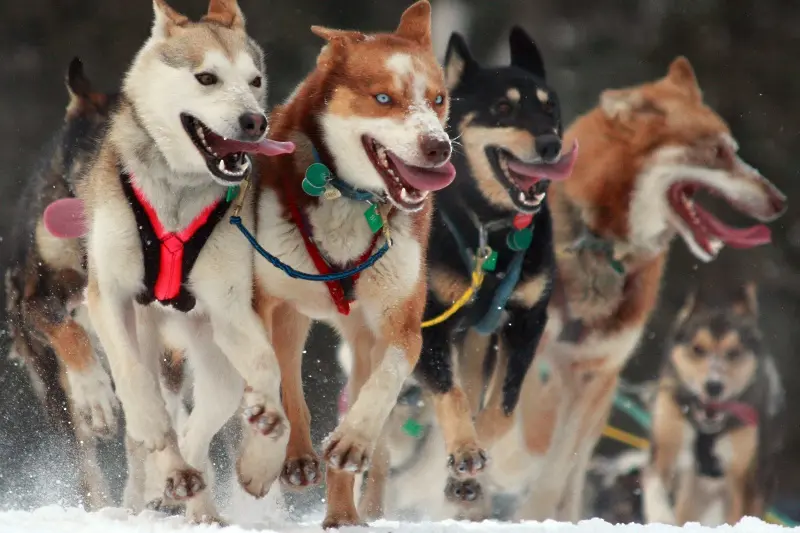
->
[65,57,109,117]
[599,87,665,122]
[444,32,476,91]
[204,0,245,30]
[666,56,702,102]
[732,282,759,317]
[509,26,545,79]
[395,0,432,47]
[310,26,366,44]
[152,0,189,39]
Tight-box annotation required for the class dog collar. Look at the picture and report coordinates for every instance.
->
[303,146,383,203]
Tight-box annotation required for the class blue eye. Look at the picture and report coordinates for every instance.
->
[375,93,392,104]
[434,94,444,105]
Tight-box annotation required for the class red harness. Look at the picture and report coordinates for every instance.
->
[122,173,231,312]
[281,181,380,315]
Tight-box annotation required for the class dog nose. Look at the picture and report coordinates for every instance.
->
[536,134,562,163]
[239,112,267,140]
[420,135,451,166]
[705,380,724,398]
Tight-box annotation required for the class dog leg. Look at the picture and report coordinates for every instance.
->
[358,434,389,520]
[208,301,286,439]
[642,387,684,525]
[415,305,486,479]
[258,299,319,490]
[725,425,758,524]
[32,307,119,439]
[87,284,202,506]
[173,321,243,524]
[123,435,147,512]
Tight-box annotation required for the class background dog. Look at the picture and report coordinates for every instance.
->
[4,57,119,510]
[643,283,785,525]
[499,56,787,522]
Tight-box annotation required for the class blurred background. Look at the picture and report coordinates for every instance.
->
[0,0,797,522]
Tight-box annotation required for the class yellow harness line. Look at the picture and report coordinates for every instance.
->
[602,425,651,451]
[421,254,487,329]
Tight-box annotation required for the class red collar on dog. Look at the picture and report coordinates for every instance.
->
[121,173,232,312]
[281,180,380,316]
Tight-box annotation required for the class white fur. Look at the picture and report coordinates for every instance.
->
[85,6,283,521]
[66,360,120,436]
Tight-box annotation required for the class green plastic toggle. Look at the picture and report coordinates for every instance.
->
[305,162,330,187]
[401,417,424,438]
[507,227,533,251]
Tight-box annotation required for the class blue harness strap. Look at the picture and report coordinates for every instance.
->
[473,250,525,335]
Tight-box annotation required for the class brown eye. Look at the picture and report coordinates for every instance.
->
[195,73,218,86]
[692,344,707,358]
[726,348,743,360]
[495,101,513,117]
[250,76,262,88]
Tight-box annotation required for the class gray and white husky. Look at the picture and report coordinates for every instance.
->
[78,0,294,522]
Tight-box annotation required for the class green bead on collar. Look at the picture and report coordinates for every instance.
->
[507,227,533,251]
[303,162,331,197]
[401,417,424,438]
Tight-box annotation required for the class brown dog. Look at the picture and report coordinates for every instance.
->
[643,283,784,525]
[249,1,456,527]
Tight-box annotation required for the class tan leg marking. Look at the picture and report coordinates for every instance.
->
[725,425,757,524]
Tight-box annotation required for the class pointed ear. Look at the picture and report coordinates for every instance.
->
[152,0,189,39]
[508,26,545,79]
[732,282,759,317]
[310,25,366,44]
[666,56,702,101]
[395,0,432,46]
[203,0,245,30]
[444,33,476,91]
[66,57,92,115]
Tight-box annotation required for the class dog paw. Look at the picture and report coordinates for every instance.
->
[164,468,205,501]
[322,511,365,529]
[323,429,371,473]
[235,430,285,499]
[242,392,287,439]
[185,498,226,525]
[447,444,488,478]
[445,476,484,504]
[145,497,185,516]
[281,454,321,488]
[67,363,120,439]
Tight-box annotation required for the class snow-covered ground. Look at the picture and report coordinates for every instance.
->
[0,506,794,533]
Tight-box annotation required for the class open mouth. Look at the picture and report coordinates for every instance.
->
[180,113,295,185]
[668,182,772,261]
[362,136,456,211]
[489,140,578,213]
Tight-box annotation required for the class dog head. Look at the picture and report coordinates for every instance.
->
[123,0,292,186]
[564,56,786,262]
[446,27,576,213]
[309,1,455,211]
[668,283,763,419]
[62,57,119,185]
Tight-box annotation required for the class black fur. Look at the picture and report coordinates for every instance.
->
[415,28,561,416]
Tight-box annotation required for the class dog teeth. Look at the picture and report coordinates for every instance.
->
[400,187,425,205]
[218,160,226,172]
[709,238,724,255]
[535,192,546,203]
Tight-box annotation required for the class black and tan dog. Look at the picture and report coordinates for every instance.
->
[410,26,576,497]
[4,58,121,508]
[643,283,784,526]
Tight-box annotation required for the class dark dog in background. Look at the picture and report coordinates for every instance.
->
[643,283,784,525]
[411,26,576,503]
[4,58,120,508]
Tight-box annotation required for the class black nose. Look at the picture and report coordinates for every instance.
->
[705,380,724,398]
[239,112,267,140]
[536,134,562,163]
[420,135,451,165]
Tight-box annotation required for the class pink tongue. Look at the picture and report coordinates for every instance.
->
[506,139,579,188]
[209,137,296,157]
[695,205,771,248]
[44,198,88,239]
[387,153,456,192]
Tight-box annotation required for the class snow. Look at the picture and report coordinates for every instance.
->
[0,507,793,533]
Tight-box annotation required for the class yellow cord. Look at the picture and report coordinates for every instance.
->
[421,265,486,328]
[601,425,651,451]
